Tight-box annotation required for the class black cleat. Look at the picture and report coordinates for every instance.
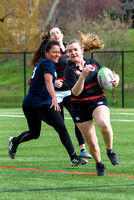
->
[107,152,119,165]
[8,137,17,159]
[71,156,88,166]
[96,162,106,176]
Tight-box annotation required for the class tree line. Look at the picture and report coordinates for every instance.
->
[0,0,133,52]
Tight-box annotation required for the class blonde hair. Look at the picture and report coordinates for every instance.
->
[79,31,104,52]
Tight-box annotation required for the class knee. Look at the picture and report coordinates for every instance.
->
[54,124,67,134]
[97,119,111,130]
[89,140,99,150]
[29,130,40,140]
[32,135,40,140]
[87,137,98,150]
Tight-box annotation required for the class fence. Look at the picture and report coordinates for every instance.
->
[0,51,134,108]
[91,50,134,108]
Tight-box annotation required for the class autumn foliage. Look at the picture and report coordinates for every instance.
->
[0,0,133,52]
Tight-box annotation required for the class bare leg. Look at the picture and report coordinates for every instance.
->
[93,105,113,150]
[93,105,119,165]
[76,120,101,163]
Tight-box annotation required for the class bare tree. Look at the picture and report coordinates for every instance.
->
[44,0,60,29]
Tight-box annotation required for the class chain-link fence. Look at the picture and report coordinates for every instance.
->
[0,51,134,108]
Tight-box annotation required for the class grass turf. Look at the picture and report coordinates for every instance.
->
[0,108,134,199]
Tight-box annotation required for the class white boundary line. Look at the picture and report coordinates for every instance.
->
[0,115,134,122]
[0,115,24,118]
[111,119,134,122]
[65,117,134,122]
[111,113,134,115]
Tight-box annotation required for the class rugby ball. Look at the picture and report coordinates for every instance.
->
[97,67,114,91]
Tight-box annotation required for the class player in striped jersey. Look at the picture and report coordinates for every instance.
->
[65,33,120,175]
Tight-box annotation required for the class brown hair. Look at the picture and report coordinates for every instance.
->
[79,31,104,52]
[41,31,49,41]
[67,32,104,52]
[67,40,82,48]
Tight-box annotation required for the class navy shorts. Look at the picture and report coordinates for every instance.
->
[71,98,109,123]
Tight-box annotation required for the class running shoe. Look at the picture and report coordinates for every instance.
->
[8,137,17,159]
[71,156,88,166]
[96,162,106,176]
[79,149,92,159]
[107,152,119,165]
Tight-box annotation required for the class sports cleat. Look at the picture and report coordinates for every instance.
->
[79,149,92,159]
[107,152,119,165]
[71,156,88,166]
[96,162,106,176]
[8,137,17,159]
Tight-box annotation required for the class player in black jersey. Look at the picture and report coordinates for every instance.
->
[8,39,87,167]
[65,33,120,175]
[41,27,92,158]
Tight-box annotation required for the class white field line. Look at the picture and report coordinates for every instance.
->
[0,112,134,122]
[111,113,134,115]
[65,112,134,122]
[65,117,134,122]
[0,114,24,118]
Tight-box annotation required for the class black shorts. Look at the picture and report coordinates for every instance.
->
[71,98,109,123]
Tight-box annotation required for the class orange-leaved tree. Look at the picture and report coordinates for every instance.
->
[0,0,60,52]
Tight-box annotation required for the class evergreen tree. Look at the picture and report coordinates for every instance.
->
[121,0,134,27]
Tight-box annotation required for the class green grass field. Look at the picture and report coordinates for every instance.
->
[0,108,134,199]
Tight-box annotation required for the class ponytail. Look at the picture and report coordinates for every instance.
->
[79,31,104,52]
[30,40,60,66]
[41,31,49,41]
[30,39,49,66]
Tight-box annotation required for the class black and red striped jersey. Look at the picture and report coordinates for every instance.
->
[55,49,69,91]
[65,58,104,106]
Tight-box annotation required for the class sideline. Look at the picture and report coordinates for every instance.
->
[0,165,134,178]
